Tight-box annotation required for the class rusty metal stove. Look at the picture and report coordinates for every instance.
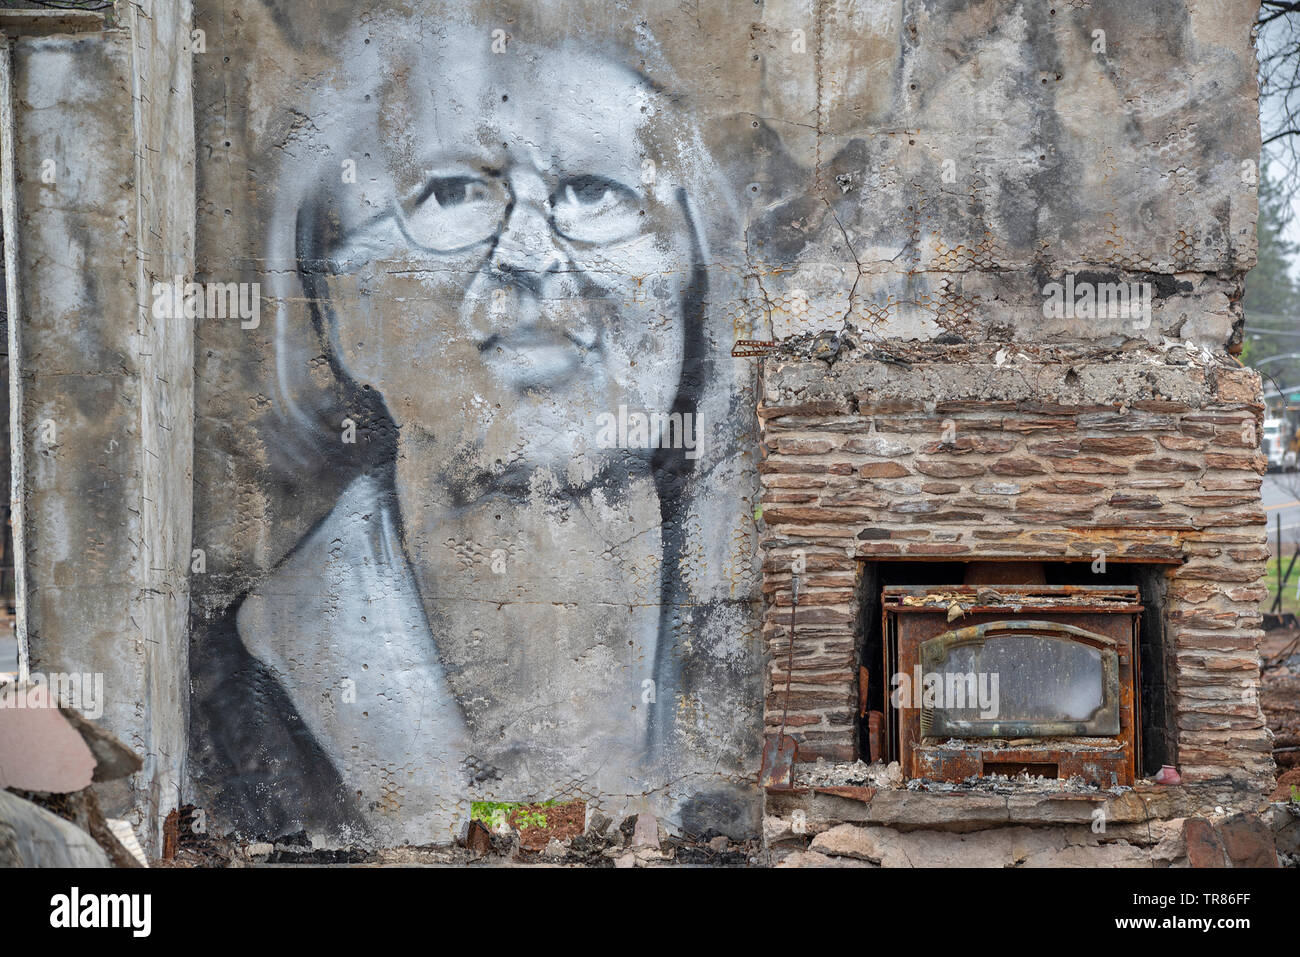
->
[882,585,1142,787]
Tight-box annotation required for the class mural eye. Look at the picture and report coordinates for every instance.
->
[551,174,643,244]
[398,174,506,253]
[429,177,491,207]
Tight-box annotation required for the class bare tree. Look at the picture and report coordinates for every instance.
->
[1261,3,1300,190]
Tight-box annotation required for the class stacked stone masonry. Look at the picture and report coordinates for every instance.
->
[758,343,1273,792]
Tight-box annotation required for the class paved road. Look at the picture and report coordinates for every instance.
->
[1263,472,1300,550]
[0,631,15,677]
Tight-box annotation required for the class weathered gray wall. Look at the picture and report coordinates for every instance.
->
[175,0,1260,847]
[14,1,195,851]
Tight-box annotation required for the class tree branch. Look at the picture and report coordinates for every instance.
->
[1264,128,1300,146]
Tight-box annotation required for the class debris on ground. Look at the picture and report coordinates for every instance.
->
[797,759,904,789]
[0,789,109,867]
[1263,628,1300,773]
[227,809,763,868]
[905,773,1130,797]
[1,679,149,866]
[155,804,236,867]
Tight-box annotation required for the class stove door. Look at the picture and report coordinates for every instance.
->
[918,619,1121,738]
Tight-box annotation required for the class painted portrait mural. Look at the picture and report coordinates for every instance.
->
[184,0,1262,847]
[189,2,772,846]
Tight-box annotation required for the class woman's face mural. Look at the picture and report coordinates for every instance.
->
[191,13,760,847]
[324,41,696,476]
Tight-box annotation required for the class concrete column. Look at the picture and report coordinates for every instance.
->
[8,3,194,853]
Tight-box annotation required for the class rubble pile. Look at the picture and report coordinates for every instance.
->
[0,679,145,867]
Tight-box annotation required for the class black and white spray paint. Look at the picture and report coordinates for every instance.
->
[190,5,765,845]
[186,0,1259,845]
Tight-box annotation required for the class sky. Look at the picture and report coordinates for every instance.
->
[1260,14,1300,280]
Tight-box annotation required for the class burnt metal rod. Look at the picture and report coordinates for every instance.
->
[1273,514,1283,615]
[1282,543,1300,592]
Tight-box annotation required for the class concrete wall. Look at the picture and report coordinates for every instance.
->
[0,0,1265,876]
[179,0,1261,848]
[4,0,1257,852]
[12,2,195,851]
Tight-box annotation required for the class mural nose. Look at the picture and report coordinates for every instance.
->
[492,203,562,289]
[465,258,596,354]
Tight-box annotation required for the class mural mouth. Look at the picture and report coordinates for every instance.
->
[477,328,597,390]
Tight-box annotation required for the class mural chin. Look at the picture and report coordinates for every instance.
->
[383,363,678,488]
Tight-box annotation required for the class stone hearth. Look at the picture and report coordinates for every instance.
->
[758,342,1274,793]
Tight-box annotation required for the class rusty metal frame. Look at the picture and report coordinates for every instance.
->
[731,339,777,357]
[882,585,1142,786]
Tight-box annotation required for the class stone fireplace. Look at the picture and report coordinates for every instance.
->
[758,342,1280,865]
